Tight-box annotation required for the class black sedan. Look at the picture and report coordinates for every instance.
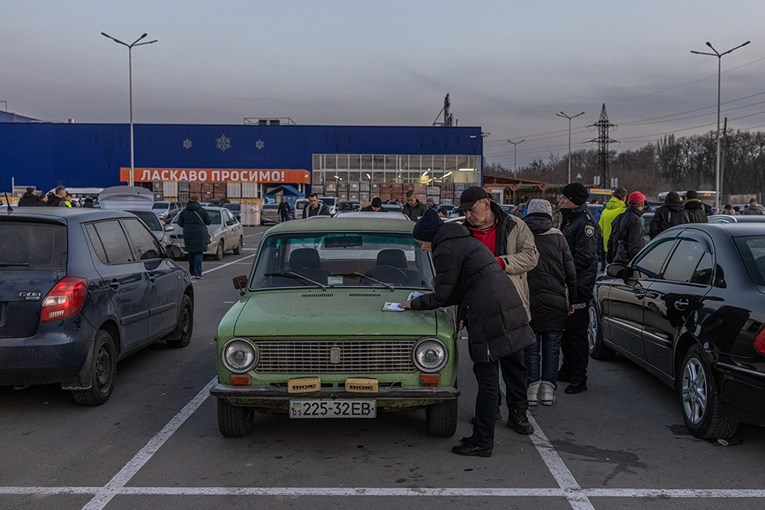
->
[0,208,194,405]
[589,223,765,439]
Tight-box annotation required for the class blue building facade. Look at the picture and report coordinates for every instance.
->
[0,122,483,204]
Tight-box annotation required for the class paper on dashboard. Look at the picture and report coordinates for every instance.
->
[382,302,406,312]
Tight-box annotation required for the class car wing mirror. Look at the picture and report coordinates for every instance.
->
[226,220,235,226]
[233,275,248,294]
[163,224,174,232]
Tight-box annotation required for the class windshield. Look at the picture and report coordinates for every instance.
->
[152,202,169,212]
[251,232,434,290]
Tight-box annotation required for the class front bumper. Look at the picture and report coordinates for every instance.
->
[211,383,459,410]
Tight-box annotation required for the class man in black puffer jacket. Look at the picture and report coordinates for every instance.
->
[402,209,534,458]
[522,199,577,407]
[683,190,708,223]
[650,191,686,238]
[608,191,646,265]
[558,183,600,394]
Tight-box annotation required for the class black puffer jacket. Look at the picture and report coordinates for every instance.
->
[523,213,577,333]
[683,200,708,223]
[649,202,685,238]
[410,222,534,363]
[560,204,600,303]
[608,206,645,264]
[402,200,428,221]
[176,201,211,254]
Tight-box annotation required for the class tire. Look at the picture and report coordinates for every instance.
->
[217,398,254,437]
[679,344,738,439]
[166,294,193,348]
[232,237,243,255]
[214,241,224,261]
[71,330,117,406]
[588,301,615,360]
[426,399,458,437]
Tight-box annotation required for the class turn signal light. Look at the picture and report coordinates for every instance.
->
[420,374,441,385]
[230,375,251,386]
[755,328,765,356]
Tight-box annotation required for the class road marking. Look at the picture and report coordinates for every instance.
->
[202,252,257,275]
[79,378,217,510]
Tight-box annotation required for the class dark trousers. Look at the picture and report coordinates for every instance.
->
[188,252,203,277]
[474,350,528,449]
[561,306,589,383]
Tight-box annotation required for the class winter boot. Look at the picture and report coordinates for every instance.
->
[527,381,541,406]
[539,381,556,406]
[507,408,534,435]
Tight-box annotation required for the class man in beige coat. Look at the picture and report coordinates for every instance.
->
[457,187,539,434]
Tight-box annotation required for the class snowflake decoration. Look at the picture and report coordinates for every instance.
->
[255,139,265,150]
[216,134,232,152]
[182,139,192,149]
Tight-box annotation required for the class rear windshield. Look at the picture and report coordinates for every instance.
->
[735,235,765,285]
[0,221,67,269]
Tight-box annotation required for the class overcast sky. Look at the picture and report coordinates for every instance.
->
[4,1,765,169]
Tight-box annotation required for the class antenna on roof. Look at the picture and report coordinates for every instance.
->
[0,175,13,212]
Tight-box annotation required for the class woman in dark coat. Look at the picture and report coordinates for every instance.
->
[176,196,211,279]
[401,208,534,458]
[522,199,577,406]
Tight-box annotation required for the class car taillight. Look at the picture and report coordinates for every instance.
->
[755,328,765,356]
[40,277,88,323]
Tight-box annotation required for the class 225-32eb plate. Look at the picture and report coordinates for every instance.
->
[289,399,376,419]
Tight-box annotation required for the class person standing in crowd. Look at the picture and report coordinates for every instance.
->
[402,189,428,221]
[650,191,685,238]
[742,198,764,215]
[598,187,627,270]
[683,190,708,223]
[608,191,647,265]
[522,199,577,406]
[361,197,387,212]
[557,183,600,395]
[723,204,737,215]
[176,196,211,280]
[437,206,449,218]
[82,197,95,208]
[401,209,535,457]
[18,187,40,206]
[426,198,436,208]
[37,193,48,206]
[457,186,538,434]
[302,193,330,218]
[47,186,68,207]
[278,197,292,222]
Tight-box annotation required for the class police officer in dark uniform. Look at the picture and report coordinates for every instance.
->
[557,183,600,394]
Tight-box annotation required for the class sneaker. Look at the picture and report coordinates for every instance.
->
[527,381,541,407]
[564,380,587,394]
[539,381,556,406]
[507,408,534,435]
[191,275,203,280]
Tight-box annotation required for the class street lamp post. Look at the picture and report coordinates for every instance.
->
[691,40,750,212]
[555,111,585,184]
[506,138,525,177]
[102,32,158,187]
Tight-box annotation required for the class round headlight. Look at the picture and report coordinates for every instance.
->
[413,338,447,373]
[222,338,258,373]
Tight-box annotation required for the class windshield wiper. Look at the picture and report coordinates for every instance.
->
[264,271,327,290]
[0,262,30,267]
[348,272,395,290]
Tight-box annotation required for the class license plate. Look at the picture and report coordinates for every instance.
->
[289,399,376,419]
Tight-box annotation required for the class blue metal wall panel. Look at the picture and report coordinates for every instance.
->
[0,123,483,191]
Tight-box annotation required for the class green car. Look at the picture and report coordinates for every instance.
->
[211,214,459,437]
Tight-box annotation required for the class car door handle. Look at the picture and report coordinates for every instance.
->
[674,298,689,311]
[109,280,120,290]
[634,290,646,299]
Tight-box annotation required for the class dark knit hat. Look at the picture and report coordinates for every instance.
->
[456,186,490,211]
[412,208,444,242]
[561,183,589,206]
[371,197,382,207]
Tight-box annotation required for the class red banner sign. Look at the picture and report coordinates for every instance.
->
[120,167,310,184]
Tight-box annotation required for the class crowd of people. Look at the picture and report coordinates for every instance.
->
[17,186,96,207]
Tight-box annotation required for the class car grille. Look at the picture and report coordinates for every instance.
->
[254,340,416,374]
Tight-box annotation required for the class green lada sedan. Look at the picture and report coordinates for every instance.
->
[211,214,459,437]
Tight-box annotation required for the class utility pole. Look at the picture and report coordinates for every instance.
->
[586,104,617,187]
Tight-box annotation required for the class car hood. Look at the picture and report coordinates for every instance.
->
[228,290,447,337]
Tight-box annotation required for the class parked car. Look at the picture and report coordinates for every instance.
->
[294,198,309,219]
[152,201,181,222]
[99,186,172,249]
[259,203,281,225]
[382,203,403,214]
[0,207,194,404]
[223,202,241,221]
[211,215,459,438]
[337,200,361,213]
[708,214,765,224]
[318,196,338,216]
[167,206,244,260]
[589,223,765,438]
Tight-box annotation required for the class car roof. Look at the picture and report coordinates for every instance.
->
[264,215,415,234]
[1,207,135,225]
[709,214,765,223]
[675,222,765,237]
[334,211,410,220]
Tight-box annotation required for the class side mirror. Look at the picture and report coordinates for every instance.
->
[605,263,627,278]
[163,224,175,232]
[226,220,235,226]
[233,275,248,291]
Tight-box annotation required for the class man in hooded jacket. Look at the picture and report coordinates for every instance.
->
[598,187,627,269]
[402,209,535,457]
[683,190,708,223]
[608,191,647,265]
[650,191,685,238]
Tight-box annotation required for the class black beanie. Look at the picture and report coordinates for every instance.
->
[561,183,589,206]
[412,208,444,242]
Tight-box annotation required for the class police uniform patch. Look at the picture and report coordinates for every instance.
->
[585,225,595,237]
